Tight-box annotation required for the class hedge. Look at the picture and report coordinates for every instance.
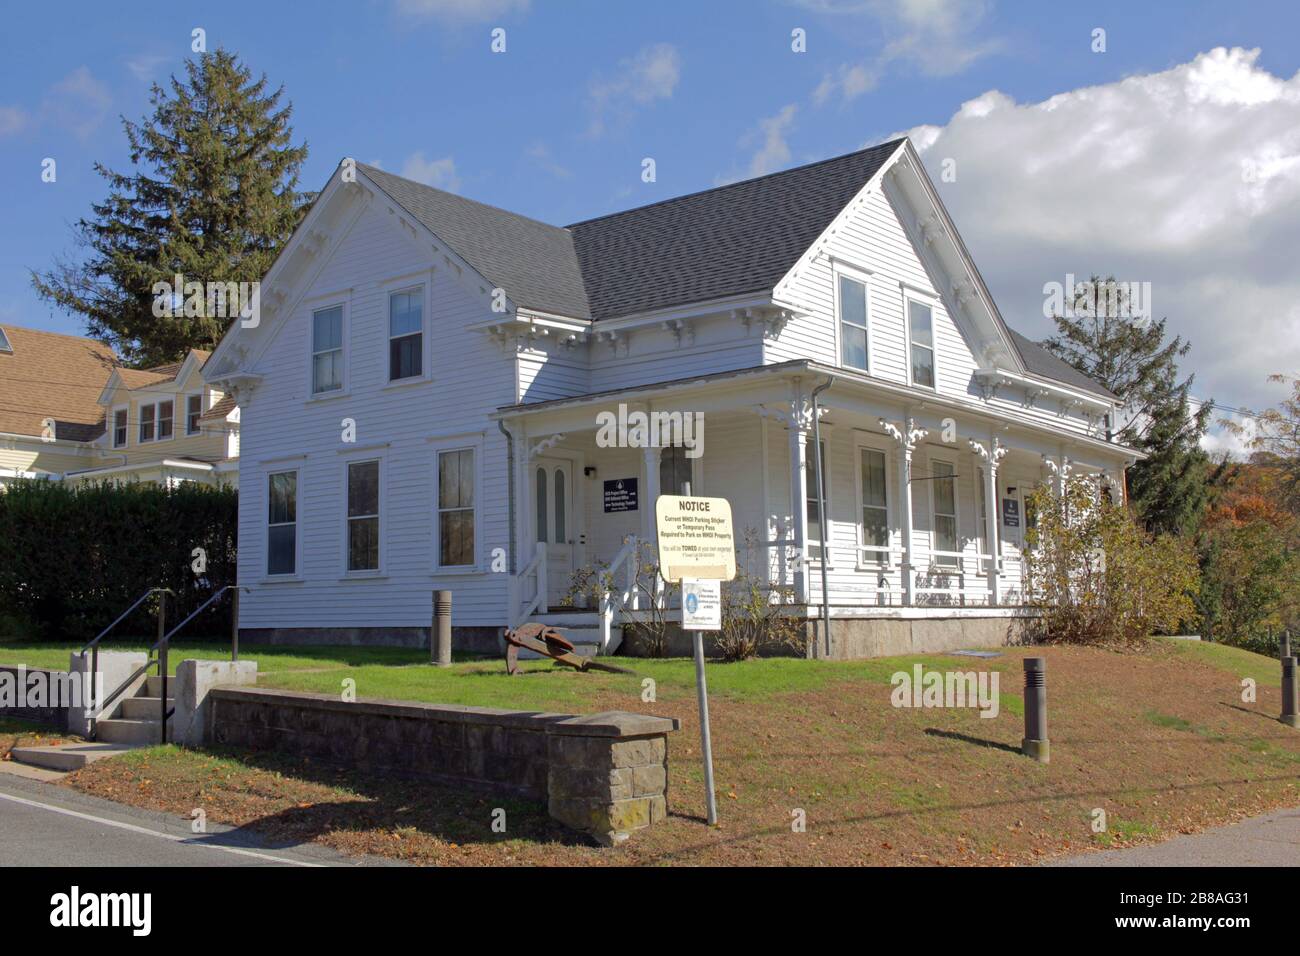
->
[0,479,238,641]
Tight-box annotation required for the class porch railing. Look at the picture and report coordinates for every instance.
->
[599,534,641,652]
[512,541,548,628]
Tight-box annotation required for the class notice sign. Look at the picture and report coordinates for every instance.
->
[655,495,736,582]
[603,477,638,513]
[1002,497,1020,528]
[681,578,722,631]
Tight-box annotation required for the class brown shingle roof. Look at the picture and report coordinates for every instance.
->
[0,325,118,441]
[199,392,236,422]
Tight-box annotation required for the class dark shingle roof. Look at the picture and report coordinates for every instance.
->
[567,140,904,319]
[355,145,1113,401]
[1007,329,1117,400]
[358,163,591,319]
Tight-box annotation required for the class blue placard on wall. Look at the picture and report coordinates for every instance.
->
[604,477,639,513]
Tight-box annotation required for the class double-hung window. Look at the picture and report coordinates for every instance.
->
[267,471,297,575]
[438,449,475,568]
[859,447,889,562]
[838,274,869,371]
[138,404,156,442]
[113,408,128,448]
[157,400,174,440]
[931,460,958,568]
[312,306,344,394]
[389,289,422,381]
[346,460,380,572]
[909,300,935,388]
[186,394,203,434]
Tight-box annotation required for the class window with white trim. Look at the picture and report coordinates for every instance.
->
[437,448,475,567]
[138,404,155,442]
[805,437,830,560]
[186,394,203,435]
[908,299,935,388]
[157,400,173,440]
[931,460,958,568]
[346,459,380,572]
[859,447,889,561]
[312,305,344,394]
[267,471,297,575]
[389,289,422,381]
[113,408,127,448]
[838,274,869,371]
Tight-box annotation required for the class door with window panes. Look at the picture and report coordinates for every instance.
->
[534,459,574,606]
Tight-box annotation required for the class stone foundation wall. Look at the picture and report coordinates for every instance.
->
[0,665,69,731]
[207,686,678,845]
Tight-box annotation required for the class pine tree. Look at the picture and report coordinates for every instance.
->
[32,49,309,366]
[1043,275,1213,536]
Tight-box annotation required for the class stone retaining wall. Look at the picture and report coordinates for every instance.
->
[207,686,678,845]
[0,665,69,731]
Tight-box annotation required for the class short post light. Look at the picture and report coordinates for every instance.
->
[432,590,453,667]
[1281,656,1299,729]
[1021,657,1050,763]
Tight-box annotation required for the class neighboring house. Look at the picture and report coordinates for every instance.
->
[0,327,239,489]
[205,138,1139,657]
[69,348,240,488]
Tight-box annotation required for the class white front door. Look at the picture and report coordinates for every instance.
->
[534,458,574,606]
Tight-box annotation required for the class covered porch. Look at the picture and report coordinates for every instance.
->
[493,361,1134,652]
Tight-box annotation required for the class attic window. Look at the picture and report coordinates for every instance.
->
[0,327,11,354]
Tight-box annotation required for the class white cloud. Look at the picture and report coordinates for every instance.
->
[525,141,572,179]
[400,152,460,191]
[0,105,28,137]
[893,46,1300,411]
[587,43,681,137]
[805,0,1000,104]
[394,0,529,21]
[1201,413,1258,460]
[744,104,799,178]
[42,66,111,140]
[124,54,169,82]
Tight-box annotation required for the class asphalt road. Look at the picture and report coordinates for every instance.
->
[0,770,397,867]
[1050,807,1300,866]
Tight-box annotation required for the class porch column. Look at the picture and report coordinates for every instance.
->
[881,417,927,606]
[970,437,1008,605]
[642,444,661,545]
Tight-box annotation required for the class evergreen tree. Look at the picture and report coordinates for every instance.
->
[32,49,309,366]
[1044,275,1212,536]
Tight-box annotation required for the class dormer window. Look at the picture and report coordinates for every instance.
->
[837,273,869,372]
[113,408,127,447]
[0,327,11,354]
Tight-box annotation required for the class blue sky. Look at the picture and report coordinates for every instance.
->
[2,0,1299,442]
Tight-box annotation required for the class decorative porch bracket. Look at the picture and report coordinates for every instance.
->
[969,437,1009,604]
[880,417,928,606]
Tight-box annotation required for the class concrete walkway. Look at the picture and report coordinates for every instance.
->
[1050,807,1300,866]
[0,771,401,867]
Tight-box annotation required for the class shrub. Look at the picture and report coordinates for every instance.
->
[715,529,804,662]
[1023,476,1199,649]
[0,479,238,641]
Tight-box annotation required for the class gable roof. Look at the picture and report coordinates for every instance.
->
[0,325,118,441]
[1007,329,1117,400]
[358,163,591,320]
[352,143,1114,401]
[110,349,213,393]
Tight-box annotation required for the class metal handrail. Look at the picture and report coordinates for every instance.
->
[78,587,172,657]
[88,584,244,744]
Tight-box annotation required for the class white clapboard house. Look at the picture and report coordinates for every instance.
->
[204,139,1137,657]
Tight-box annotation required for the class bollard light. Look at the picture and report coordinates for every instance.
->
[1281,629,1292,663]
[1021,657,1050,763]
[433,590,453,667]
[1281,656,1299,729]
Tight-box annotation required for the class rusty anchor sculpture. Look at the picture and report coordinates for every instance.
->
[502,622,633,675]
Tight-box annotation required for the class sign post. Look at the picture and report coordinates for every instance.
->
[655,493,735,828]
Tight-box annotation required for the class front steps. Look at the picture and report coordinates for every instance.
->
[8,674,172,773]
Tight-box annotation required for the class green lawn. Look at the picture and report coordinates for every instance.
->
[0,639,431,674]
[1157,636,1284,687]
